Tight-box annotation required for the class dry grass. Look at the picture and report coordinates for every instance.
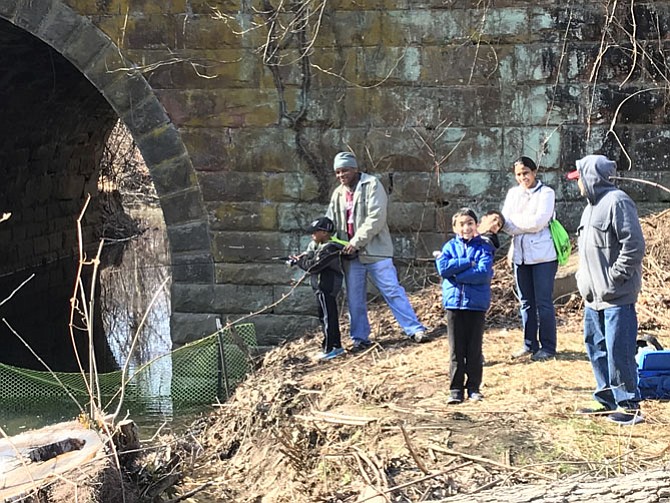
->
[177,211,670,502]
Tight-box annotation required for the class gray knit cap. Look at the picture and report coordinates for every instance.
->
[333,152,358,170]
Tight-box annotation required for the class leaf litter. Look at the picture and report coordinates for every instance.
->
[172,210,670,502]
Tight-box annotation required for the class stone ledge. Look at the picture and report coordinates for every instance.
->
[554,253,579,303]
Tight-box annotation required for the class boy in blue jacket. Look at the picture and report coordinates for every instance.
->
[435,208,495,404]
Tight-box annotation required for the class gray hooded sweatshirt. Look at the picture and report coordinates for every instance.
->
[575,155,645,310]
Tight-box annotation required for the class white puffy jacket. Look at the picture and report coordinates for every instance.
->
[502,181,557,265]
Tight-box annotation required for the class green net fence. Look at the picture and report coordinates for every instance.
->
[0,323,257,410]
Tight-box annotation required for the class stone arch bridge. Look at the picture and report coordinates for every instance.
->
[0,1,669,370]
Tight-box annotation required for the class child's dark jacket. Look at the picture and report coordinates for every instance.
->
[435,235,494,312]
[480,232,500,251]
[294,240,344,295]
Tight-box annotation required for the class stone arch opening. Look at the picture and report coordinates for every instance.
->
[0,3,212,372]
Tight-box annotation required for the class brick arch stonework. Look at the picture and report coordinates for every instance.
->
[3,1,670,356]
[0,0,215,349]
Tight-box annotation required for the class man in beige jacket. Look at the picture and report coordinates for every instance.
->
[326,152,427,351]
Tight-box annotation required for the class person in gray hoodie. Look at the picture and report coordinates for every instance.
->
[567,154,646,425]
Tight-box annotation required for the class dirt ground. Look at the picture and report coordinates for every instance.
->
[170,210,670,502]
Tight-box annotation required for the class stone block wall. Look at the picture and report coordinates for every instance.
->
[51,1,670,345]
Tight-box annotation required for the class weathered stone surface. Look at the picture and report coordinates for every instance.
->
[170,312,220,346]
[0,0,19,18]
[61,19,111,70]
[121,95,171,138]
[172,283,274,313]
[630,129,670,171]
[438,171,498,199]
[423,45,510,86]
[38,1,82,48]
[250,314,321,346]
[150,154,198,197]
[136,124,188,167]
[499,44,560,84]
[172,252,215,283]
[179,0,230,15]
[181,127,298,172]
[391,172,440,201]
[505,85,576,126]
[613,171,670,203]
[215,263,295,285]
[103,14,179,49]
[65,0,188,15]
[180,13,262,50]
[138,49,262,90]
[553,253,578,302]
[4,0,670,351]
[504,127,561,169]
[156,89,280,128]
[14,0,54,32]
[159,187,206,225]
[479,7,530,42]
[386,9,470,45]
[272,286,319,316]
[101,70,155,118]
[200,172,265,202]
[277,203,329,232]
[264,172,321,202]
[319,10,384,47]
[211,230,299,262]
[208,201,278,231]
[167,221,211,253]
[388,202,436,232]
[199,171,321,203]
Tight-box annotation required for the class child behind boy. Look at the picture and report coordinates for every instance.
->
[435,208,495,404]
[289,216,346,361]
[478,210,505,251]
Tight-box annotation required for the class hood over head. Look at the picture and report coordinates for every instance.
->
[575,154,616,203]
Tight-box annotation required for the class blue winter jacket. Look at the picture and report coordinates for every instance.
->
[435,235,495,312]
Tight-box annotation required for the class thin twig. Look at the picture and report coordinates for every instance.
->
[164,482,213,503]
[400,424,431,475]
[609,176,670,195]
[0,274,35,308]
[352,462,473,503]
[428,445,555,481]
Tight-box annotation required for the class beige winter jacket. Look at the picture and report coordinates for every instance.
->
[326,173,394,264]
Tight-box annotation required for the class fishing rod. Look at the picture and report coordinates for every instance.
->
[271,251,438,263]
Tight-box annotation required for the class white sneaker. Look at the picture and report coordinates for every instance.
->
[412,330,426,343]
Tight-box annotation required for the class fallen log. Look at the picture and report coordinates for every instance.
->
[0,420,105,501]
[0,418,146,502]
[427,468,670,502]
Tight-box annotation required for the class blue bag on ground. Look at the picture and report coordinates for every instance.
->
[638,350,670,399]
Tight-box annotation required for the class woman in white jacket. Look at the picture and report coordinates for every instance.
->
[502,156,558,361]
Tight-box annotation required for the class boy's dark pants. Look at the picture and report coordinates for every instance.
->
[315,290,341,352]
[446,309,485,393]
